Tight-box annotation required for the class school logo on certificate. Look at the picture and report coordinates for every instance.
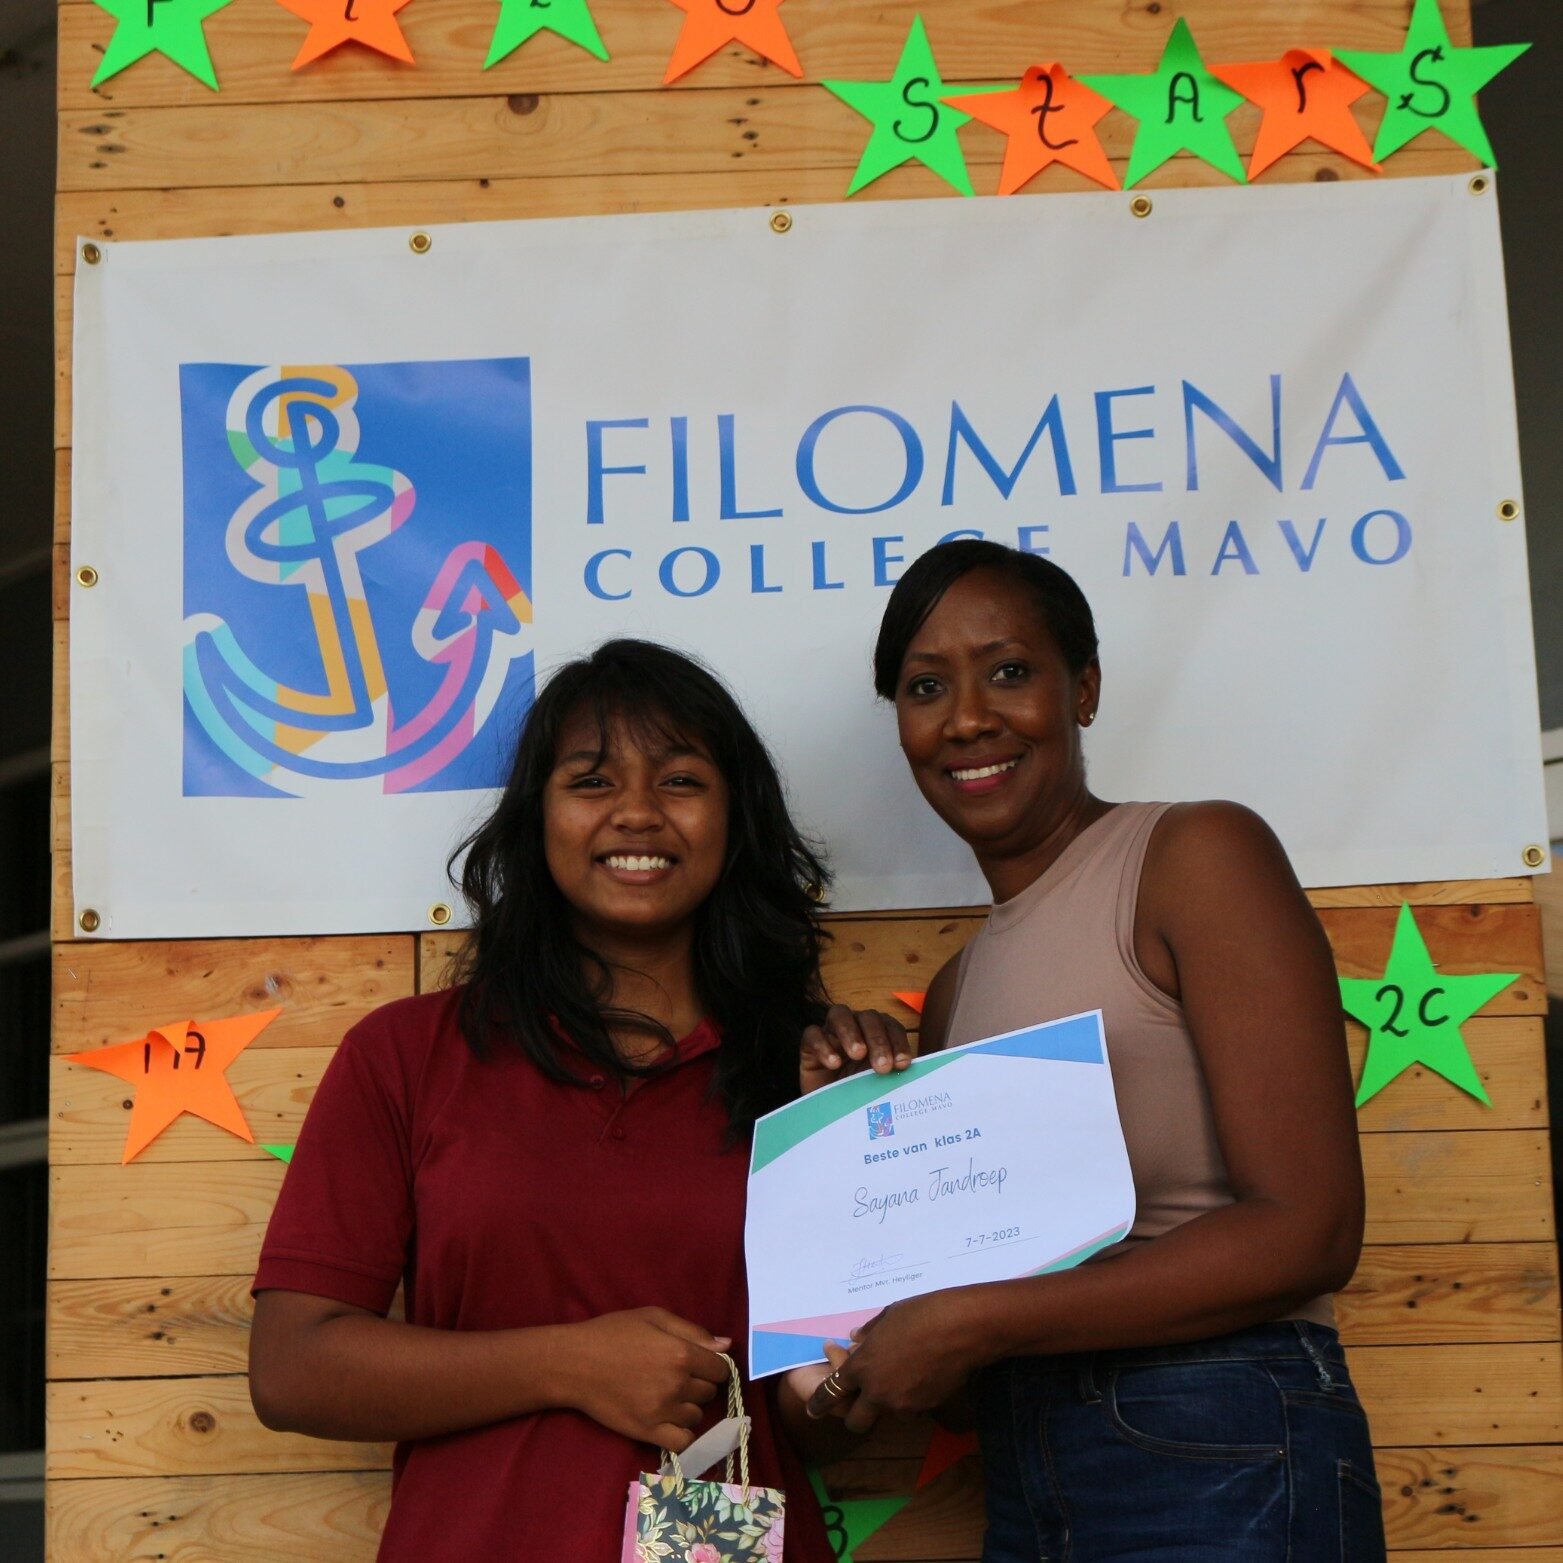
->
[865,1103,895,1140]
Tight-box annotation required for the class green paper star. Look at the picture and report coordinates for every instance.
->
[1339,903,1515,1108]
[261,1143,295,1164]
[484,0,608,69]
[90,0,235,90]
[824,16,993,196]
[1080,18,1247,188]
[1335,0,1529,165]
[808,1469,911,1562]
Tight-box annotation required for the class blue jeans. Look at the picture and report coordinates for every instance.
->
[970,1322,1385,1562]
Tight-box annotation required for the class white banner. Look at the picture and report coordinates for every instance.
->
[71,175,1545,938]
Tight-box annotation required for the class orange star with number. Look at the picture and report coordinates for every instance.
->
[276,0,415,68]
[663,0,801,85]
[65,1009,280,1162]
[945,64,1119,195]
[1211,49,1378,179]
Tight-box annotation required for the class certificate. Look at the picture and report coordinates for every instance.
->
[745,1010,1135,1377]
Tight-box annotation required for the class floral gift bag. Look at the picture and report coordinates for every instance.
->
[621,1355,786,1563]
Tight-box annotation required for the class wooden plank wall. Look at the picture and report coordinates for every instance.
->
[50,0,1563,1557]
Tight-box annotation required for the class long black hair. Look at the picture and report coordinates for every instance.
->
[873,539,1099,698]
[450,638,830,1132]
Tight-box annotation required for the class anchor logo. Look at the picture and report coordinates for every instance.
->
[182,363,533,796]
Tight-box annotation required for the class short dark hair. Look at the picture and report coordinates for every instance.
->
[873,540,1099,699]
[450,639,830,1133]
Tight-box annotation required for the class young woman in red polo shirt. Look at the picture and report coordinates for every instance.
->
[248,639,904,1560]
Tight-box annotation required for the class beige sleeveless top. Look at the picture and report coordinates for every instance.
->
[945,801,1334,1328]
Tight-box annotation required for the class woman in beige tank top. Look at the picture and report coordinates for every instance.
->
[806,540,1385,1560]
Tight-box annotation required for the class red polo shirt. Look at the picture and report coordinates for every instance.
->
[254,988,831,1561]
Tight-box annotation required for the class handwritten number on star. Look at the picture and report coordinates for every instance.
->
[1340,903,1515,1108]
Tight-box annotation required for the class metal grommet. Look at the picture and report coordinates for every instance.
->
[409,231,433,254]
[428,901,453,926]
[1522,844,1546,869]
[1129,195,1153,219]
[1469,173,1490,195]
[770,210,793,234]
[75,564,100,588]
[78,908,102,933]
[1497,499,1520,522]
[81,242,102,265]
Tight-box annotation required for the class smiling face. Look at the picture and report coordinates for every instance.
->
[542,706,730,951]
[893,568,1100,874]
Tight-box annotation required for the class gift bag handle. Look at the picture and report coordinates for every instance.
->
[663,1353,750,1499]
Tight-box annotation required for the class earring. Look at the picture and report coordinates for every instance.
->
[1081,712,1095,726]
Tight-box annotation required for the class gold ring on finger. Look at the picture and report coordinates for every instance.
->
[818,1370,850,1403]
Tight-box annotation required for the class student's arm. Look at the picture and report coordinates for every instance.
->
[250,1292,730,1451]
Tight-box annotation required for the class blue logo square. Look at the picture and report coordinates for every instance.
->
[866,1103,895,1139]
[179,359,534,798]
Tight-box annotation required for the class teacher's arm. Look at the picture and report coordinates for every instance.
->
[810,802,1363,1417]
[916,953,963,1053]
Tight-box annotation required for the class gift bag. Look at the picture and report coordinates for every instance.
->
[621,1354,786,1562]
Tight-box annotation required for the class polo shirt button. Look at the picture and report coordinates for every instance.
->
[589,1075,605,1090]
[611,1125,626,1140]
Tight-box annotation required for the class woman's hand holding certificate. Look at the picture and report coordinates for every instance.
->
[745,1010,1135,1382]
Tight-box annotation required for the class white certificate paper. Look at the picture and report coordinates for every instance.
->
[745,1011,1135,1377]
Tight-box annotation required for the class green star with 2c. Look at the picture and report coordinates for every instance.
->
[1335,0,1529,165]
[484,0,609,69]
[91,0,236,90]
[1339,902,1516,1108]
[1080,18,1246,188]
[824,16,999,197]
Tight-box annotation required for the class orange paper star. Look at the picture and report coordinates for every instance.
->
[1211,49,1378,179]
[946,64,1119,194]
[66,1009,280,1162]
[663,0,801,84]
[276,0,415,68]
[893,990,927,1015]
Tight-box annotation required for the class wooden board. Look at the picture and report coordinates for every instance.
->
[51,145,1479,276]
[47,1472,393,1563]
[41,1343,1563,1482]
[47,1377,389,1480]
[46,1243,1560,1382]
[55,0,1473,111]
[1336,1243,1562,1347]
[52,938,416,1053]
[39,1449,1563,1560]
[418,905,1548,1017]
[44,1012,1548,1167]
[45,1127,1556,1289]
